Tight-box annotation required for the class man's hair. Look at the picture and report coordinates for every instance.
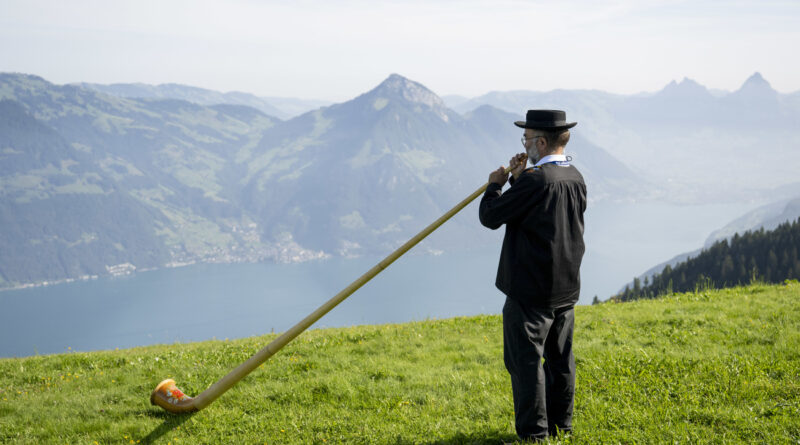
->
[538,129,570,151]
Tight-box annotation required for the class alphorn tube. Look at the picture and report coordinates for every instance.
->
[151,167,511,413]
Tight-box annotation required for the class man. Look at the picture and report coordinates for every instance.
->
[479,110,586,442]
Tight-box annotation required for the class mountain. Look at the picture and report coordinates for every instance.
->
[0,99,171,286]
[453,73,800,203]
[441,94,471,109]
[0,73,283,287]
[3,71,798,292]
[74,82,331,120]
[704,195,800,246]
[239,74,643,255]
[239,74,478,255]
[260,96,334,120]
[727,72,778,102]
[0,72,640,289]
[240,74,515,256]
[618,77,719,126]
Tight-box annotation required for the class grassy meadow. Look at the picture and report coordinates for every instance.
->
[0,282,798,444]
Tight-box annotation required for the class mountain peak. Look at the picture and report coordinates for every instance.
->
[678,77,702,87]
[658,77,709,97]
[368,74,444,109]
[738,72,774,93]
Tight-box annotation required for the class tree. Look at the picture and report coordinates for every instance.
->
[721,254,734,284]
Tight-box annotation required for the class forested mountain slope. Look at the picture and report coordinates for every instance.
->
[613,218,800,302]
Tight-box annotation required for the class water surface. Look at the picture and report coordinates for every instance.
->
[0,200,758,357]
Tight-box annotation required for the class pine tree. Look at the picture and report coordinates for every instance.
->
[721,254,734,285]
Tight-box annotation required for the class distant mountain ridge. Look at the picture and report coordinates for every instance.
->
[446,72,800,203]
[3,70,799,291]
[705,196,800,246]
[74,81,332,120]
[0,72,638,289]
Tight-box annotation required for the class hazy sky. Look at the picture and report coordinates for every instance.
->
[1,0,798,101]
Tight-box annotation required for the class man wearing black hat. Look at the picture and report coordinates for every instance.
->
[479,110,586,441]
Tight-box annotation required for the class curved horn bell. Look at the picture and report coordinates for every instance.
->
[150,379,198,413]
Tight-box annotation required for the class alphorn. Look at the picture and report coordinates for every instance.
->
[151,166,512,413]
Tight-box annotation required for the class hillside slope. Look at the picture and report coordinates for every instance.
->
[615,218,800,302]
[619,195,800,296]
[1,282,798,443]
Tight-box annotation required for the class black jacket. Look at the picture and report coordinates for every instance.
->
[479,164,587,308]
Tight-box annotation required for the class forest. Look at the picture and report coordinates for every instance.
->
[611,218,800,302]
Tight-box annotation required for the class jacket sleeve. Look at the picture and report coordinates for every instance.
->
[479,173,542,230]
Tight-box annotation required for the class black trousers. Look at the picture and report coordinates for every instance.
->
[502,297,575,440]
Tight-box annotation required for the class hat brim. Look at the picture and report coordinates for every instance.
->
[514,121,577,130]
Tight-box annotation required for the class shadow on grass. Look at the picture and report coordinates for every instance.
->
[410,431,521,444]
[409,430,570,444]
[138,409,197,445]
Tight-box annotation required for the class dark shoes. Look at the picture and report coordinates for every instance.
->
[512,427,571,443]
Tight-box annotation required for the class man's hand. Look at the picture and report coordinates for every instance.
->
[509,153,528,180]
[488,166,508,187]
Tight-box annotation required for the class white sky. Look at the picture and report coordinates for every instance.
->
[1,0,798,101]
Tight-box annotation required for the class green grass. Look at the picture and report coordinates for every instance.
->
[1,282,799,444]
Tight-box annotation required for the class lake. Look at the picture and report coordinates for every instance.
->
[0,200,758,357]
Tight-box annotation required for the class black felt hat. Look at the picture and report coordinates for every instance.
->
[514,109,577,131]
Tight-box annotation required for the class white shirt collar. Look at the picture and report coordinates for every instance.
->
[533,154,569,167]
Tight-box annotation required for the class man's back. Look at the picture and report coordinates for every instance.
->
[479,163,587,308]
